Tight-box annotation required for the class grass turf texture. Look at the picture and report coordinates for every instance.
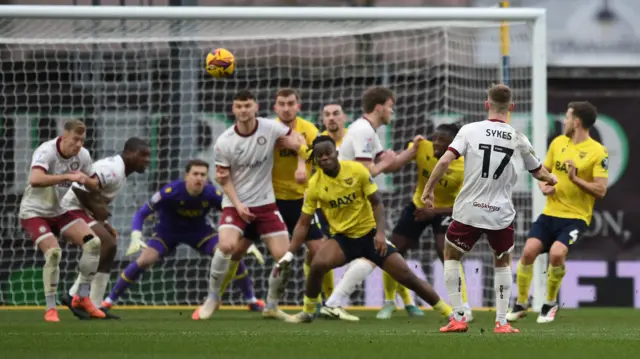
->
[1,308,639,359]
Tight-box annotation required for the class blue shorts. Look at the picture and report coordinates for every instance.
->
[333,229,397,267]
[148,226,218,257]
[392,203,451,240]
[314,209,331,238]
[276,198,324,240]
[528,214,588,252]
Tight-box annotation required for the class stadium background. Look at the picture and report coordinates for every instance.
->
[0,0,638,308]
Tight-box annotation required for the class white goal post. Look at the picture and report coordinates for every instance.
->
[0,5,547,311]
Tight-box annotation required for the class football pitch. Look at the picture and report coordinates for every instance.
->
[1,308,639,359]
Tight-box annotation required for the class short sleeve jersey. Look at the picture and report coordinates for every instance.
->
[410,140,465,208]
[19,137,94,219]
[214,118,291,208]
[272,117,318,200]
[61,155,127,211]
[448,120,542,230]
[302,161,378,238]
[338,118,383,162]
[542,135,608,225]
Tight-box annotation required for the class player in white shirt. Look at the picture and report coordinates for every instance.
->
[421,84,557,334]
[62,137,151,319]
[198,89,304,320]
[18,120,105,322]
[321,87,436,321]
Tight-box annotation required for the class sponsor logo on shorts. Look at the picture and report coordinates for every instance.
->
[449,237,472,251]
[472,202,500,212]
[225,216,233,223]
[38,226,47,234]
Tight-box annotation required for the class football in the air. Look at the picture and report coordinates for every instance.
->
[205,48,235,78]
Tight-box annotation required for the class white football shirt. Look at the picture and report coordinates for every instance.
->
[61,155,127,211]
[449,120,541,230]
[19,137,94,219]
[338,118,384,162]
[215,117,291,208]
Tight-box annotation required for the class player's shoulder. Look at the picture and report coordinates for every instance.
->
[297,116,318,130]
[34,138,59,154]
[158,180,185,198]
[204,182,223,197]
[341,160,369,175]
[78,147,92,160]
[586,137,608,155]
[548,135,570,150]
[216,126,238,145]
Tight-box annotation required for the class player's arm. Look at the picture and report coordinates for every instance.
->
[79,151,101,190]
[517,133,557,185]
[363,169,388,255]
[288,186,318,253]
[28,148,86,187]
[568,151,608,200]
[368,191,386,236]
[131,191,164,232]
[422,150,457,197]
[384,136,425,172]
[71,186,111,221]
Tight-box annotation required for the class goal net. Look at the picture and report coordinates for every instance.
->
[0,7,545,308]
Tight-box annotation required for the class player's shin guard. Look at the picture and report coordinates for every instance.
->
[107,262,145,304]
[459,263,469,305]
[494,266,512,325]
[77,235,101,297]
[516,261,533,305]
[322,270,335,299]
[232,261,257,302]
[266,264,290,309]
[90,273,110,308]
[43,247,62,310]
[325,258,373,307]
[444,260,465,320]
[546,264,566,304]
[216,260,239,299]
[382,271,397,302]
[208,251,232,301]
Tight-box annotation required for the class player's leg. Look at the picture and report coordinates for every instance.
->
[313,210,336,301]
[287,237,349,323]
[487,225,519,333]
[507,214,553,322]
[538,218,587,324]
[305,218,334,302]
[102,238,167,310]
[438,221,484,332]
[378,203,426,319]
[433,216,472,321]
[21,217,62,322]
[324,258,375,310]
[60,216,105,318]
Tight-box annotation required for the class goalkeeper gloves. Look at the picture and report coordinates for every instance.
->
[125,230,147,256]
[246,244,265,265]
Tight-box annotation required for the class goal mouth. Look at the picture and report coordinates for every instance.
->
[0,6,547,309]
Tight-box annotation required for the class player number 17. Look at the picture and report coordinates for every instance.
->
[479,144,514,180]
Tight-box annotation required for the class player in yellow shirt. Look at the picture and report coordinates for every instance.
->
[271,88,335,306]
[508,101,608,324]
[377,123,473,320]
[276,135,452,323]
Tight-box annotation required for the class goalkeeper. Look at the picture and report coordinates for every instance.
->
[101,159,266,316]
[278,136,451,323]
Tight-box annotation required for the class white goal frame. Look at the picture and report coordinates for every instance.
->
[0,5,548,312]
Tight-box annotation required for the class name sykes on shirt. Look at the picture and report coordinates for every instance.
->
[328,192,358,209]
[485,129,513,140]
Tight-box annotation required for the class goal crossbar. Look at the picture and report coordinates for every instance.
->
[0,5,545,21]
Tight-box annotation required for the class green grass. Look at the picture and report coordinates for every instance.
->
[1,308,639,359]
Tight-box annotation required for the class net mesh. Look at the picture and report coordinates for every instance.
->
[0,17,536,307]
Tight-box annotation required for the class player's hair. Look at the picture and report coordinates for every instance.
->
[185,159,210,173]
[275,88,300,101]
[309,135,336,163]
[63,119,86,135]
[123,137,149,153]
[234,89,256,102]
[323,100,344,111]
[487,84,512,114]
[436,123,460,137]
[568,101,597,129]
[361,86,395,113]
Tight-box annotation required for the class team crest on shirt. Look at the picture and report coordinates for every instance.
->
[202,201,209,208]
[38,226,46,234]
[164,187,172,193]
[257,136,267,145]
[344,177,353,185]
[180,201,184,206]
[70,161,80,171]
[579,151,588,159]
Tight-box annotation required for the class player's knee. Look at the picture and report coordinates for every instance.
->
[494,253,511,267]
[137,248,159,269]
[44,247,62,267]
[82,234,101,254]
[216,241,236,255]
[520,238,543,264]
[101,235,117,256]
[548,244,568,266]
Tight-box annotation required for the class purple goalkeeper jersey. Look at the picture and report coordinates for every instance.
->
[132,180,223,237]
